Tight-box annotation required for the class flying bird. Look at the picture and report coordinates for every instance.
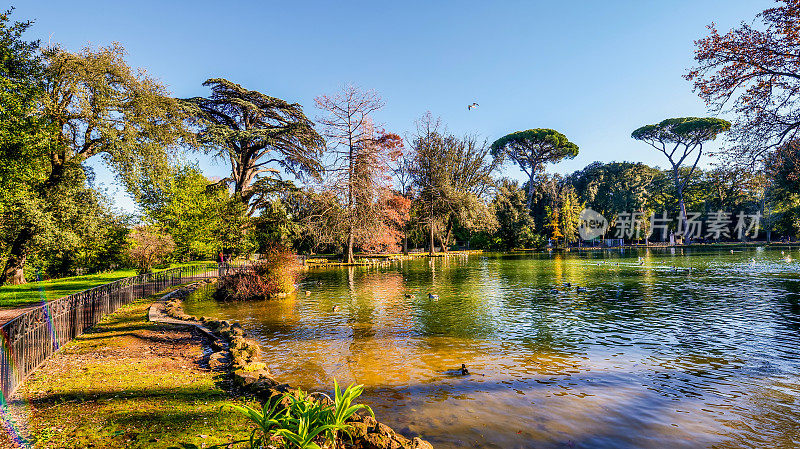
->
[468,102,479,110]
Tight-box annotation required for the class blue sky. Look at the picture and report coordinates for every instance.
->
[15,0,773,212]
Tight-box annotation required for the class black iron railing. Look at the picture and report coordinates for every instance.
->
[0,263,216,400]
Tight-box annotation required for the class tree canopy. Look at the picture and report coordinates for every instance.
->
[490,129,579,209]
[183,78,324,215]
[687,0,800,164]
[631,117,730,237]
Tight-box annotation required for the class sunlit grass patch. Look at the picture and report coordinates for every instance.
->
[12,295,256,448]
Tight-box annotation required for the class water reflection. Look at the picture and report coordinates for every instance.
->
[184,249,800,448]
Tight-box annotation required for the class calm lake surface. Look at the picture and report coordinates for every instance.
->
[185,248,800,448]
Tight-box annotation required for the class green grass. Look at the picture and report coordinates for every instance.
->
[5,291,256,448]
[0,262,214,309]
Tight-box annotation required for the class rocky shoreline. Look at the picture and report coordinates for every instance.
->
[152,280,433,449]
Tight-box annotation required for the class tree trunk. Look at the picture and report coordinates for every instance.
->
[347,225,354,264]
[402,233,408,255]
[437,232,448,253]
[439,219,453,253]
[428,221,435,256]
[526,172,535,211]
[678,195,687,243]
[2,155,67,287]
[1,228,33,285]
[674,167,687,243]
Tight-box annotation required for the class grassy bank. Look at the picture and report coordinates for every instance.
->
[2,290,255,448]
[0,262,214,309]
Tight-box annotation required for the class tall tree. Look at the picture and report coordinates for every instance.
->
[314,85,387,263]
[631,117,730,236]
[0,8,46,284]
[139,166,237,260]
[490,129,579,209]
[183,78,324,216]
[1,40,188,285]
[390,145,416,253]
[410,113,498,253]
[687,0,800,165]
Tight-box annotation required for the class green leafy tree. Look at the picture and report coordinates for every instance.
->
[410,113,498,253]
[2,41,189,285]
[139,166,235,260]
[491,179,538,249]
[559,186,582,245]
[544,206,563,245]
[567,161,660,238]
[631,117,730,236]
[0,8,47,284]
[184,78,324,216]
[490,129,579,210]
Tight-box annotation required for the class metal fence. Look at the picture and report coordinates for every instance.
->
[0,263,216,400]
[217,260,255,277]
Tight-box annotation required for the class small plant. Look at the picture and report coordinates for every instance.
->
[224,381,374,449]
[327,381,373,445]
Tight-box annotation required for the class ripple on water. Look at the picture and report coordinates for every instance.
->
[183,249,800,449]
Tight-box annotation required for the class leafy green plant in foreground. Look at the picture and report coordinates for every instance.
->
[225,380,375,449]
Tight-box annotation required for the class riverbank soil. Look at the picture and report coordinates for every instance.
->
[0,292,256,448]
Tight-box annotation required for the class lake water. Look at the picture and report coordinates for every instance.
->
[184,248,800,448]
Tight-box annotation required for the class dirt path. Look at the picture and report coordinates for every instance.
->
[0,294,254,448]
[0,306,39,326]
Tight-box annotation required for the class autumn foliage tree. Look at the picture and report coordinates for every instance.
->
[687,0,800,165]
[315,85,407,261]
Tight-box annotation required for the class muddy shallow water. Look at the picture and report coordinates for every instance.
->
[185,248,800,448]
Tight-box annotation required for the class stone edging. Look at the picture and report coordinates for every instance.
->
[149,280,433,449]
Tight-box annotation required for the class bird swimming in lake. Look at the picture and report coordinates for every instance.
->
[428,293,439,300]
[461,363,469,375]
[563,282,571,288]
[332,305,340,312]
[404,293,414,298]
[467,102,479,110]
[305,291,311,296]
[550,288,559,294]
[576,286,587,293]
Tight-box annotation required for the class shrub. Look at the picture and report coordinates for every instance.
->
[216,244,300,300]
